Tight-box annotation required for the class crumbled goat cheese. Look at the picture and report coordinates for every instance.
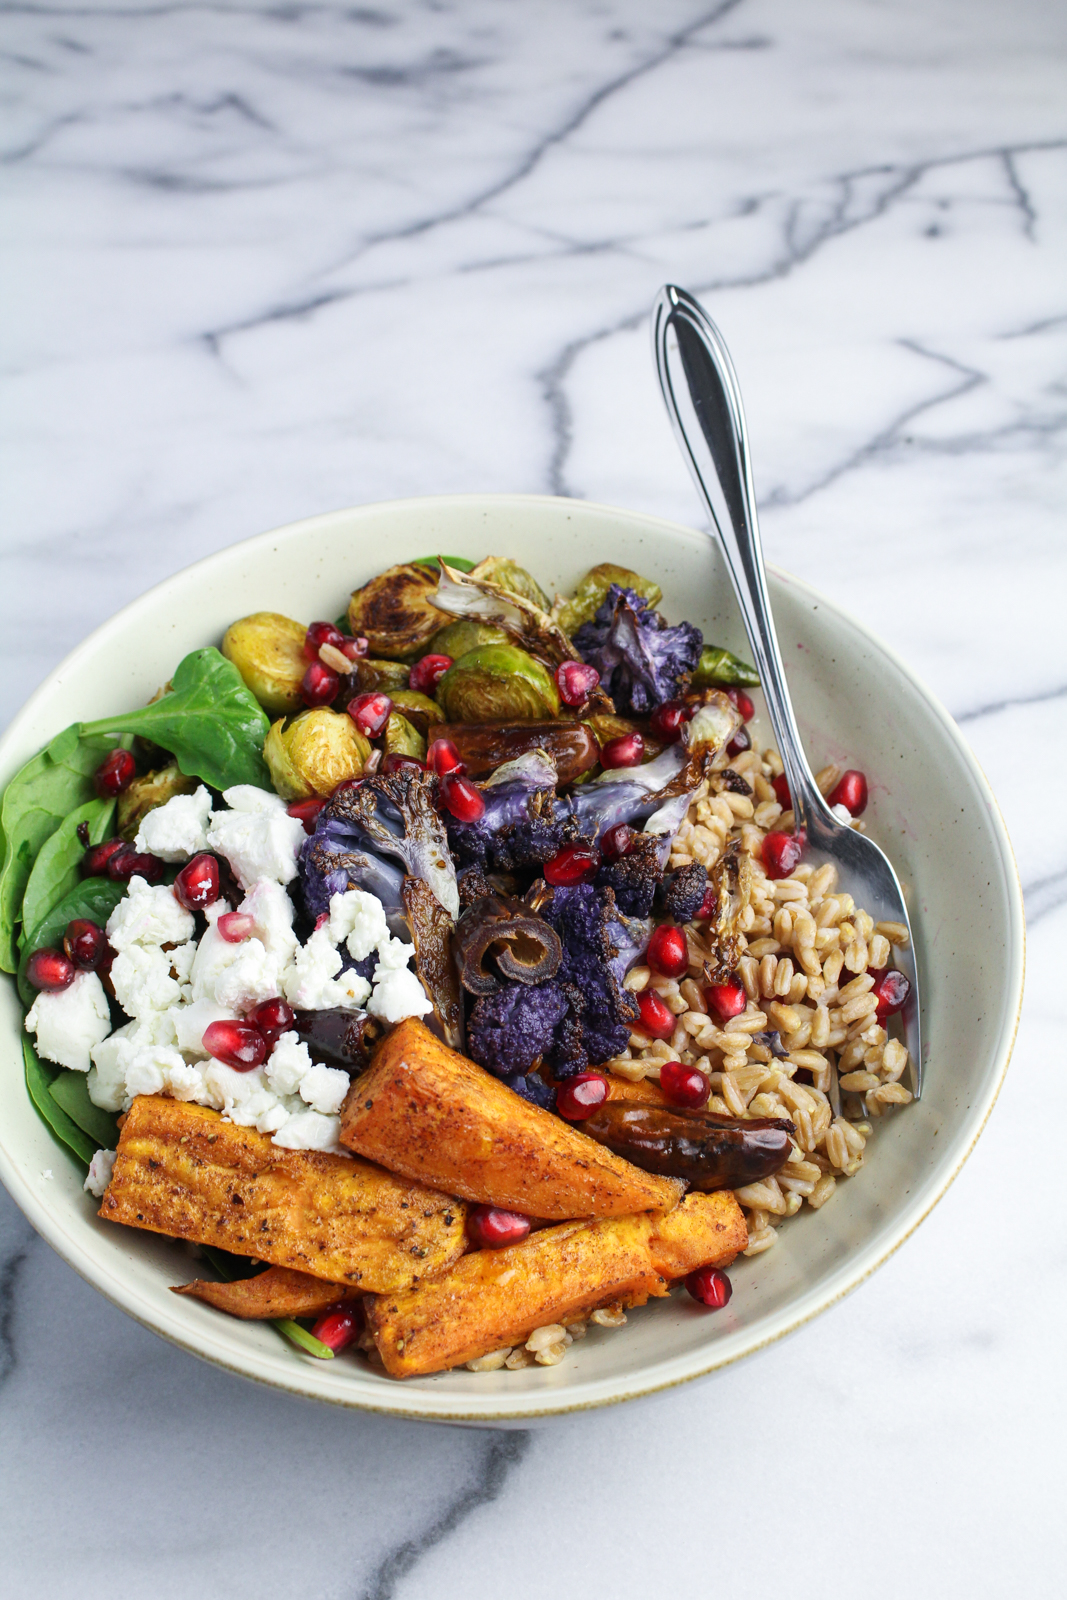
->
[84,1149,116,1198]
[206,785,305,890]
[110,942,192,1020]
[270,1108,344,1152]
[240,877,299,964]
[831,803,853,824]
[264,1031,315,1096]
[133,786,213,862]
[368,963,434,1024]
[298,1061,351,1116]
[327,888,390,961]
[25,972,112,1073]
[202,1061,294,1135]
[106,875,195,952]
[282,927,372,1011]
[190,924,284,1013]
[171,996,237,1058]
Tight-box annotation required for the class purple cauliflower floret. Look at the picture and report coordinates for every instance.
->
[467,981,570,1076]
[660,862,709,923]
[447,783,572,873]
[595,833,662,918]
[573,585,702,714]
[542,884,640,1073]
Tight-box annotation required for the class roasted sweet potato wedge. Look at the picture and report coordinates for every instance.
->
[367,1214,668,1377]
[340,1018,684,1220]
[100,1096,467,1293]
[648,1191,747,1279]
[172,1266,360,1320]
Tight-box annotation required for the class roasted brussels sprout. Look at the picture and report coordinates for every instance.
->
[264,709,371,801]
[690,643,760,690]
[383,712,427,761]
[222,612,308,714]
[469,556,551,612]
[583,712,665,762]
[116,763,199,842]
[554,564,663,637]
[435,645,560,723]
[347,563,449,660]
[389,689,445,736]
[349,658,411,694]
[427,618,509,659]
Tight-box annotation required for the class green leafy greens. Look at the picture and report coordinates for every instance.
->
[81,648,271,792]
[17,876,128,1007]
[23,1038,97,1167]
[49,1070,120,1149]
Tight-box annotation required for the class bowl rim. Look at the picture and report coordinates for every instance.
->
[0,492,1026,1423]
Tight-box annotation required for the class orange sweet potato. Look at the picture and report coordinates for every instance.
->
[648,1191,747,1279]
[100,1095,466,1293]
[367,1214,668,1377]
[339,1018,683,1220]
[172,1266,360,1320]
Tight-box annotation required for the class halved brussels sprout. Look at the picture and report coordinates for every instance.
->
[347,563,449,660]
[222,612,308,714]
[350,658,411,695]
[427,618,509,659]
[264,709,371,801]
[583,712,665,763]
[117,763,199,842]
[389,689,445,736]
[469,556,551,611]
[436,645,560,723]
[554,564,663,637]
[383,712,427,761]
[690,644,760,690]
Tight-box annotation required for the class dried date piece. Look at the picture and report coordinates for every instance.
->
[579,1101,795,1191]
[433,720,600,784]
[454,892,563,994]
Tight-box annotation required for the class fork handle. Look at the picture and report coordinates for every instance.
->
[651,285,829,834]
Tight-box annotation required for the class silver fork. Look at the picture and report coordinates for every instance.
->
[652,284,923,1102]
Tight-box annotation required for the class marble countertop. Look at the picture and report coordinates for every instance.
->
[1,2,1064,1594]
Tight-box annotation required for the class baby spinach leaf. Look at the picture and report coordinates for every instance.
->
[49,1070,120,1149]
[23,1038,95,1167]
[412,554,475,573]
[18,876,127,1007]
[196,1246,334,1358]
[0,727,116,972]
[19,796,115,956]
[80,648,271,792]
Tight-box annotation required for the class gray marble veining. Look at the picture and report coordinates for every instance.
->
[1,3,1064,1595]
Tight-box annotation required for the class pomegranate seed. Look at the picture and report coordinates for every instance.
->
[347,692,393,739]
[660,1059,711,1109]
[202,1019,268,1071]
[600,732,645,769]
[871,967,911,1019]
[649,701,689,743]
[555,660,600,707]
[409,654,454,694]
[761,830,804,880]
[686,1265,733,1309]
[427,737,464,776]
[62,919,108,971]
[94,748,136,798]
[440,772,485,823]
[380,752,426,775]
[466,1205,532,1250]
[247,997,296,1050]
[705,979,746,1023]
[601,822,636,861]
[726,725,751,758]
[26,948,76,992]
[543,842,600,886]
[83,838,125,876]
[300,660,340,708]
[827,769,869,817]
[647,923,689,979]
[107,846,164,884]
[635,989,676,1041]
[217,911,254,943]
[724,687,755,722]
[173,852,220,911]
[556,1072,609,1120]
[772,773,792,810]
[304,621,346,661]
[310,1302,362,1354]
[287,798,324,834]
[696,883,717,919]
[340,635,368,661]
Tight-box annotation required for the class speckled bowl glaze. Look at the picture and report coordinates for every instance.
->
[0,495,1024,1424]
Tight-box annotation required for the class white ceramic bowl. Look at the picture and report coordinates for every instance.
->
[0,495,1024,1424]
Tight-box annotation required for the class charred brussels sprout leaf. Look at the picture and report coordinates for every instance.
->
[690,644,759,690]
[388,690,444,737]
[427,618,509,658]
[554,564,663,637]
[350,658,411,694]
[264,709,371,800]
[469,556,551,612]
[436,645,560,723]
[222,612,309,714]
[347,563,449,660]
[383,712,427,762]
[117,762,199,842]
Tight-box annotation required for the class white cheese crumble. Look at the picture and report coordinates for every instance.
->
[25,971,111,1073]
[206,785,306,890]
[134,785,213,862]
[106,876,195,952]
[84,1148,116,1198]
